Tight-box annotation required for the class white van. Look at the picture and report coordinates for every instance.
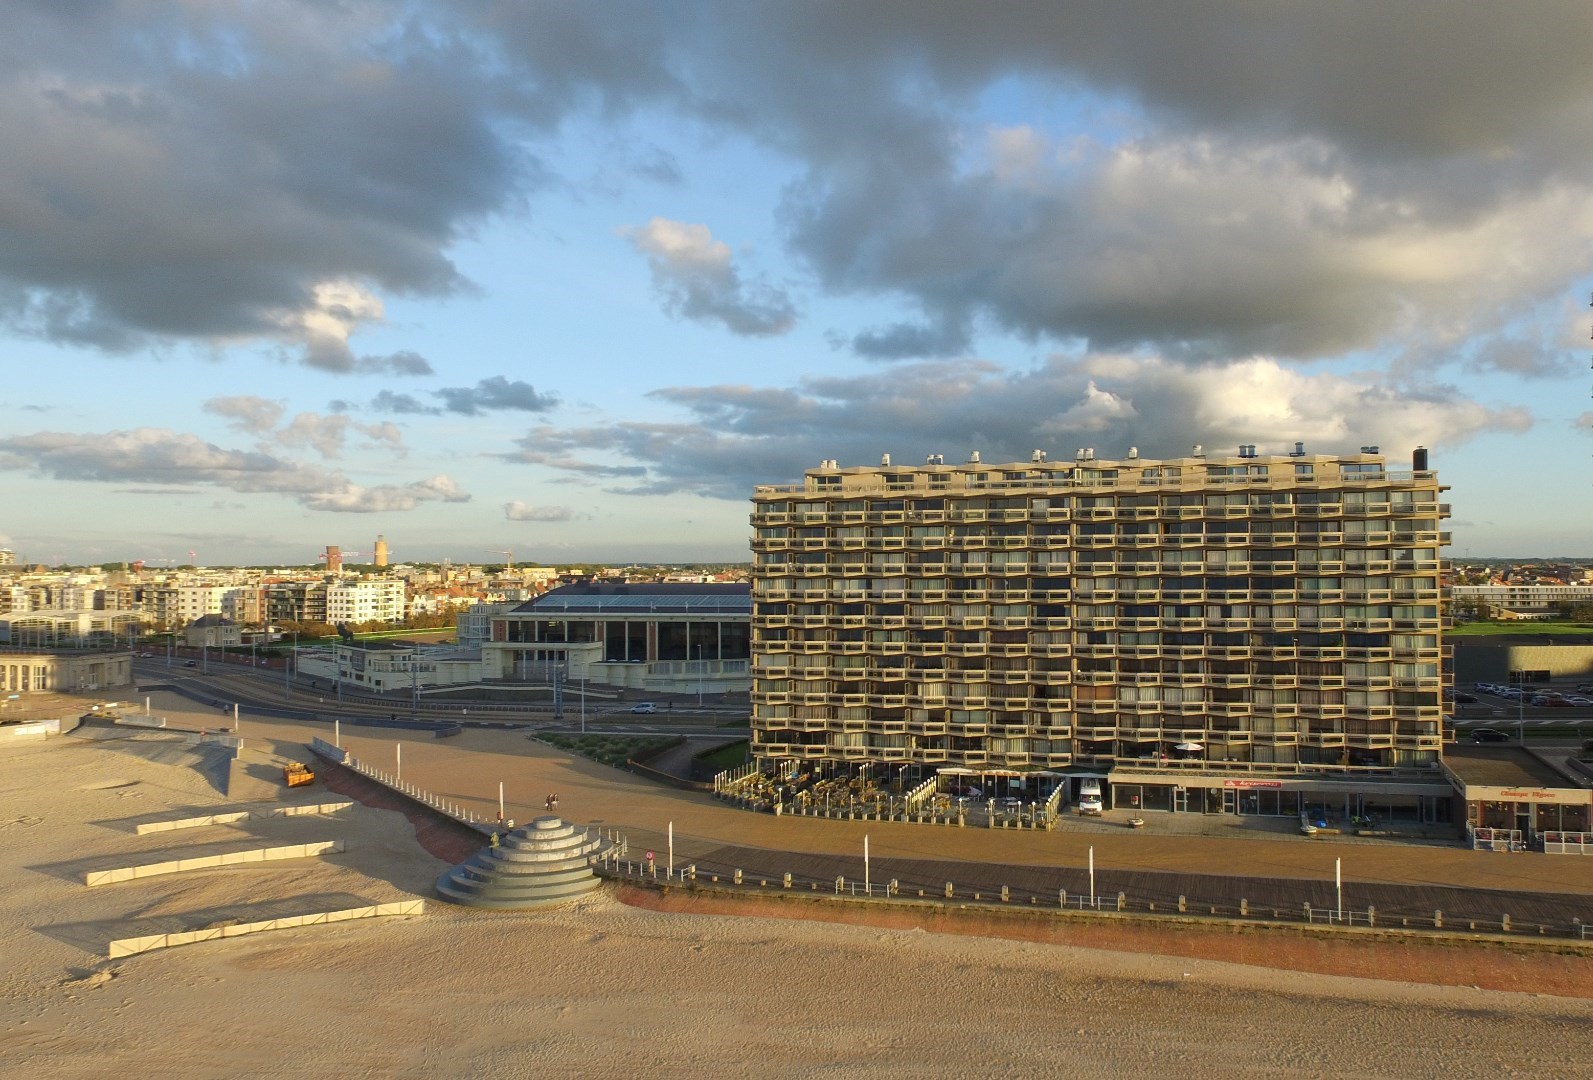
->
[1077,779,1103,816]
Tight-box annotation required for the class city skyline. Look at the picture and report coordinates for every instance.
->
[3,4,1592,565]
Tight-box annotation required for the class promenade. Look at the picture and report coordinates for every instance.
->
[171,694,1591,911]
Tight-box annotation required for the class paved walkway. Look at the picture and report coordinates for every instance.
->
[117,692,1593,927]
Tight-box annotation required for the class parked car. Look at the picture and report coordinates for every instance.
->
[1562,695,1593,707]
[629,702,658,714]
[183,660,198,668]
[1471,728,1510,743]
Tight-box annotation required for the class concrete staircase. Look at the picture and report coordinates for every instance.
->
[436,816,610,909]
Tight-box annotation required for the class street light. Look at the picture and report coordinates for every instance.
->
[696,643,704,707]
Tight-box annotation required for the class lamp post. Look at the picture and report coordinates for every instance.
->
[1514,669,1526,744]
[696,643,704,708]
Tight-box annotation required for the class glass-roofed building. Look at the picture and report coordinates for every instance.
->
[483,583,751,694]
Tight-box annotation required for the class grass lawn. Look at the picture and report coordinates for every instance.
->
[695,740,750,771]
[1447,621,1593,637]
[539,733,676,768]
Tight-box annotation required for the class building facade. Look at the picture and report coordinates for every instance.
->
[325,579,406,625]
[484,583,751,694]
[749,447,1452,821]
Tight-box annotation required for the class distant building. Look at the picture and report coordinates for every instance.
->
[484,583,751,694]
[326,578,405,625]
[0,647,131,693]
[184,614,243,648]
[325,546,343,575]
[373,535,390,568]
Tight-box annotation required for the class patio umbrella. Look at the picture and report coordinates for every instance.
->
[1174,742,1204,752]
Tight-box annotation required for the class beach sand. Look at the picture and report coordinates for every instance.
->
[3,712,1591,1078]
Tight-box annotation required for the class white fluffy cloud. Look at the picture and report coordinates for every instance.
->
[625,218,796,337]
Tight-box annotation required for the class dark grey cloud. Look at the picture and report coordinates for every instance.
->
[852,317,971,361]
[0,427,463,513]
[488,2,1593,362]
[9,2,1593,376]
[0,3,516,367]
[436,376,559,416]
[371,391,439,415]
[503,355,1529,498]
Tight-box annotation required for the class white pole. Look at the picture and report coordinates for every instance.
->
[1335,857,1342,923]
[397,742,402,782]
[864,834,870,896]
[145,697,150,716]
[335,717,340,747]
[233,703,239,733]
[580,678,586,735]
[668,821,674,878]
[499,781,505,823]
[1089,846,1095,907]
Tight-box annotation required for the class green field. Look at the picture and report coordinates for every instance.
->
[1446,621,1593,637]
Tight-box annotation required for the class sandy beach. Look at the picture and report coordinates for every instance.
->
[3,699,1592,1077]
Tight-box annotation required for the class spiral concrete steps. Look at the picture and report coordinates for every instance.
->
[436,815,611,909]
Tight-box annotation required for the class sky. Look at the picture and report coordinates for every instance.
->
[2,1,1592,567]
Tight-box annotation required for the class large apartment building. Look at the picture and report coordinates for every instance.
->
[750,445,1454,822]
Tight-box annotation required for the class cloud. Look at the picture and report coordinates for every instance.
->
[436,376,559,415]
[0,4,515,367]
[205,395,405,459]
[367,377,559,417]
[624,218,796,337]
[501,354,1530,497]
[504,501,576,522]
[302,475,471,513]
[204,395,286,435]
[370,391,440,415]
[488,4,1593,364]
[0,427,459,513]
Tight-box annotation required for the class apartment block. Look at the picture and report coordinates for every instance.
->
[326,578,406,625]
[750,445,1454,821]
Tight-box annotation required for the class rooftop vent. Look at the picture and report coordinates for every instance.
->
[1031,449,1046,463]
[1359,445,1380,454]
[968,450,981,464]
[1127,446,1138,459]
[1289,441,1305,457]
[1192,444,1204,458]
[880,453,891,467]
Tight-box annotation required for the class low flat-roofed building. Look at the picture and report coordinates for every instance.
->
[0,646,131,693]
[1441,744,1591,851]
[484,583,750,694]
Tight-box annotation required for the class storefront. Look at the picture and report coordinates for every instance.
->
[1106,766,1454,824]
[1443,745,1592,851]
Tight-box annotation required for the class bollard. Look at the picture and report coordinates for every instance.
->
[1117,892,1126,912]
[945,881,954,899]
[733,869,742,885]
[783,872,792,888]
[1001,885,1010,903]
[1367,905,1375,927]
[1178,895,1187,914]
[889,878,899,897]
[836,876,845,894]
[1239,898,1248,917]
[1304,902,1313,922]
[1059,889,1067,908]
[1433,909,1442,929]
[1501,914,1511,932]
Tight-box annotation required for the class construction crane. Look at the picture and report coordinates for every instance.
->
[485,549,514,570]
